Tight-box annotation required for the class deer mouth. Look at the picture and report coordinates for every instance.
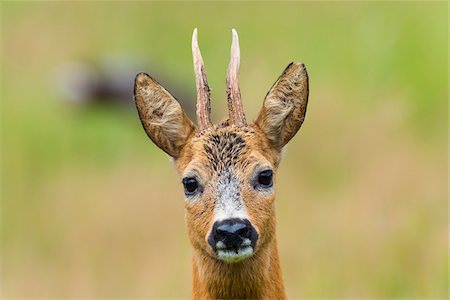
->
[215,239,254,263]
[207,218,259,263]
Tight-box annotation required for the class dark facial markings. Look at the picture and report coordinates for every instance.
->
[203,132,247,173]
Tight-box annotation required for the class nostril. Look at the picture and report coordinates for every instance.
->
[236,226,250,239]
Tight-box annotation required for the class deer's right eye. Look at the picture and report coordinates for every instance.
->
[258,170,273,187]
[182,177,199,195]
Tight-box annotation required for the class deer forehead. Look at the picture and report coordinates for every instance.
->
[178,125,275,178]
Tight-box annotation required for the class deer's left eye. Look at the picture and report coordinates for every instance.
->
[257,170,273,187]
[182,177,199,195]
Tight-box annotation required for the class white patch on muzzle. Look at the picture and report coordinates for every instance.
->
[214,170,248,222]
[217,246,253,263]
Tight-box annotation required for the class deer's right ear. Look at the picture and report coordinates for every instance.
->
[134,72,195,158]
[255,63,309,151]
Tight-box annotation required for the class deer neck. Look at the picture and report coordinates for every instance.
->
[191,238,286,300]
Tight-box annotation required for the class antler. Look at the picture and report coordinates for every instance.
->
[226,29,247,127]
[192,28,212,130]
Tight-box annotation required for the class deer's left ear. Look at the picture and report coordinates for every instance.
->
[134,72,195,158]
[255,62,309,150]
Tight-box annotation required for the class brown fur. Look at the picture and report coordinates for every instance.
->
[192,238,285,299]
[134,58,308,299]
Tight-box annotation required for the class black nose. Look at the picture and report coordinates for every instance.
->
[208,218,258,251]
[217,221,250,243]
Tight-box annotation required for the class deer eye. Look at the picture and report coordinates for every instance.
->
[257,170,273,187]
[182,177,199,195]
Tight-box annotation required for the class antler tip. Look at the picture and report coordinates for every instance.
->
[192,28,198,46]
[231,29,239,41]
[230,29,240,58]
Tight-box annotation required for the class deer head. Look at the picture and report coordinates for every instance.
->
[134,29,308,266]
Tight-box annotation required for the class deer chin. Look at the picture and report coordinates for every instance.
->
[217,245,254,263]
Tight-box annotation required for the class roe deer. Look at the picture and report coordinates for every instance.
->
[134,28,309,299]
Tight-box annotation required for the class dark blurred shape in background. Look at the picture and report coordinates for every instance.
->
[54,54,195,116]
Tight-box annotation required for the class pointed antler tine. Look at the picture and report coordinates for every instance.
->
[192,28,212,130]
[226,28,247,127]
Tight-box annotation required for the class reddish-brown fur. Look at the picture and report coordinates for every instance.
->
[134,30,309,299]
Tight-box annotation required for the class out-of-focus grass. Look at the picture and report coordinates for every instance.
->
[1,1,447,299]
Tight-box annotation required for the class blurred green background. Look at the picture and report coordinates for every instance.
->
[1,1,447,299]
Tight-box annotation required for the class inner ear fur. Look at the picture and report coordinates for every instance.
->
[134,72,195,158]
[255,62,309,150]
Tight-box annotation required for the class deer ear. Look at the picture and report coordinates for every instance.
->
[134,72,195,158]
[255,62,309,150]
